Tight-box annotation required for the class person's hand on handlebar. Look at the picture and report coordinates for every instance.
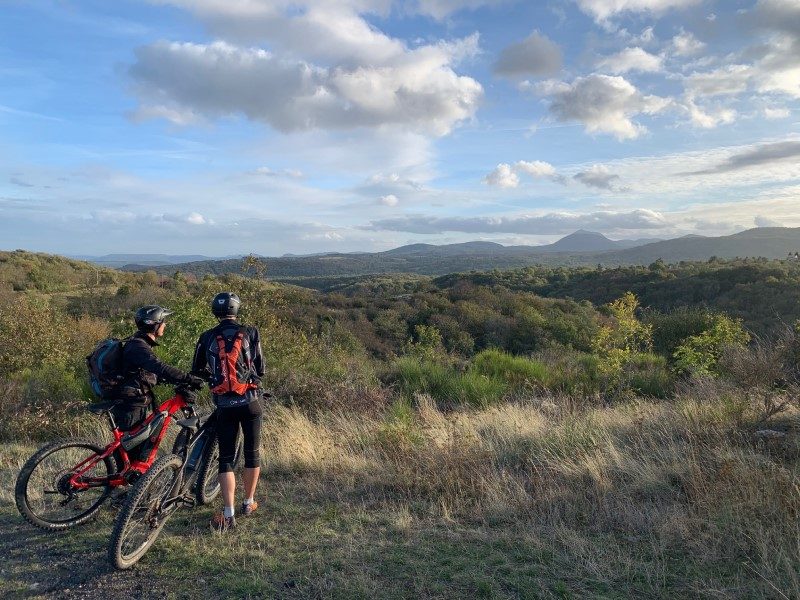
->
[184,374,205,390]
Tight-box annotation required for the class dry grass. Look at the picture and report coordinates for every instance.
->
[258,388,800,597]
[2,386,798,598]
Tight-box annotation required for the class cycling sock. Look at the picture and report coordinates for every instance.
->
[224,506,235,518]
[243,498,254,506]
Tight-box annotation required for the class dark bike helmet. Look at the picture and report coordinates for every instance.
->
[211,292,241,318]
[134,305,173,332]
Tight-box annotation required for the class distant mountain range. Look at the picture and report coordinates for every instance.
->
[73,253,244,268]
[119,227,800,281]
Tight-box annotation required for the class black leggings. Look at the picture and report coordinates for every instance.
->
[216,400,262,473]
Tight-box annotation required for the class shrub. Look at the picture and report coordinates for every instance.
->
[644,306,717,357]
[674,315,751,377]
[0,363,99,441]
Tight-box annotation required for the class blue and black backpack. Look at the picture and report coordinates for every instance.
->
[86,337,129,399]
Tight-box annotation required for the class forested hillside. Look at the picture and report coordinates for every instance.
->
[121,226,800,279]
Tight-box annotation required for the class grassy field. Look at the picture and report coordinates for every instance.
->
[2,388,799,599]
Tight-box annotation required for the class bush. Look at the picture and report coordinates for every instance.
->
[674,315,751,377]
[0,363,99,441]
[644,306,717,357]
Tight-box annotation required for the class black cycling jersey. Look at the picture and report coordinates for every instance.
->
[117,331,189,406]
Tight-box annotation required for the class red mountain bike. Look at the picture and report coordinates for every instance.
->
[14,386,226,531]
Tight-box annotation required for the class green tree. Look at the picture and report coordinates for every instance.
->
[591,292,653,388]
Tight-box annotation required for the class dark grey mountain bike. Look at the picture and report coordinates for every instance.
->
[108,409,241,569]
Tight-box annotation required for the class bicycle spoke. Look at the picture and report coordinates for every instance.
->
[24,444,110,524]
[119,464,176,560]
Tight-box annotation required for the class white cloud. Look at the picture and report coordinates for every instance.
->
[573,165,622,190]
[597,47,663,73]
[685,64,753,98]
[186,212,207,225]
[514,160,557,178]
[493,31,562,78]
[130,39,483,136]
[537,74,671,140]
[764,107,791,119]
[671,29,706,56]
[574,0,702,23]
[484,160,562,188]
[755,214,782,227]
[379,194,399,206]
[366,208,669,234]
[684,99,737,128]
[484,163,519,188]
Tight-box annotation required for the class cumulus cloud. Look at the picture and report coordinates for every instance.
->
[573,165,622,190]
[185,212,207,225]
[683,99,737,128]
[597,47,662,73]
[379,194,399,206]
[671,29,705,56]
[130,39,483,136]
[764,106,791,119]
[574,0,702,23]
[751,0,800,36]
[537,74,671,140]
[514,160,557,178]
[689,140,800,174]
[754,214,782,227]
[685,64,753,98]
[484,163,519,188]
[366,208,669,234]
[484,160,562,187]
[493,31,562,78]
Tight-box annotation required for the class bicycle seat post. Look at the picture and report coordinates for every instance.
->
[107,411,117,431]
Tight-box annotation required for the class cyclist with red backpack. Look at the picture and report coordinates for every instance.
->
[191,292,264,531]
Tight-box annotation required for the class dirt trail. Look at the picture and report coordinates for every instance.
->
[0,508,172,600]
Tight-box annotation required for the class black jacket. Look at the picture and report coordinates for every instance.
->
[118,331,189,405]
[191,319,264,400]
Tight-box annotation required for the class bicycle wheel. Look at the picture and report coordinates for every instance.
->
[15,439,116,530]
[109,453,182,569]
[195,432,243,505]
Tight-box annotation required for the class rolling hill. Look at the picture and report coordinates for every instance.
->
[119,227,800,282]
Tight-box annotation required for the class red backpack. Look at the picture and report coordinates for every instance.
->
[207,324,258,395]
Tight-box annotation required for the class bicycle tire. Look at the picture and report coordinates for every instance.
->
[15,439,115,531]
[195,432,243,505]
[109,453,183,569]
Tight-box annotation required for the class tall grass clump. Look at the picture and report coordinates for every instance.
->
[470,349,550,390]
[391,356,507,408]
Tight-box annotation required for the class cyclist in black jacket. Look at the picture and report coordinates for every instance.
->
[191,292,264,531]
[114,305,203,434]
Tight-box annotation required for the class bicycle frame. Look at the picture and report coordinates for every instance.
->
[158,413,218,511]
[66,393,193,492]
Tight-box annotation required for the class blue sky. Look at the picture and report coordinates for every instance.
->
[1,0,799,255]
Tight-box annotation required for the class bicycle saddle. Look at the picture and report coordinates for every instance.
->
[87,400,117,414]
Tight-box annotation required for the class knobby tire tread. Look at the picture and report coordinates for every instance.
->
[108,453,182,569]
[15,438,114,531]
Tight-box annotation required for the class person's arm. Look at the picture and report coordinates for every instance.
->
[127,339,189,385]
[191,331,210,378]
[251,327,265,379]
